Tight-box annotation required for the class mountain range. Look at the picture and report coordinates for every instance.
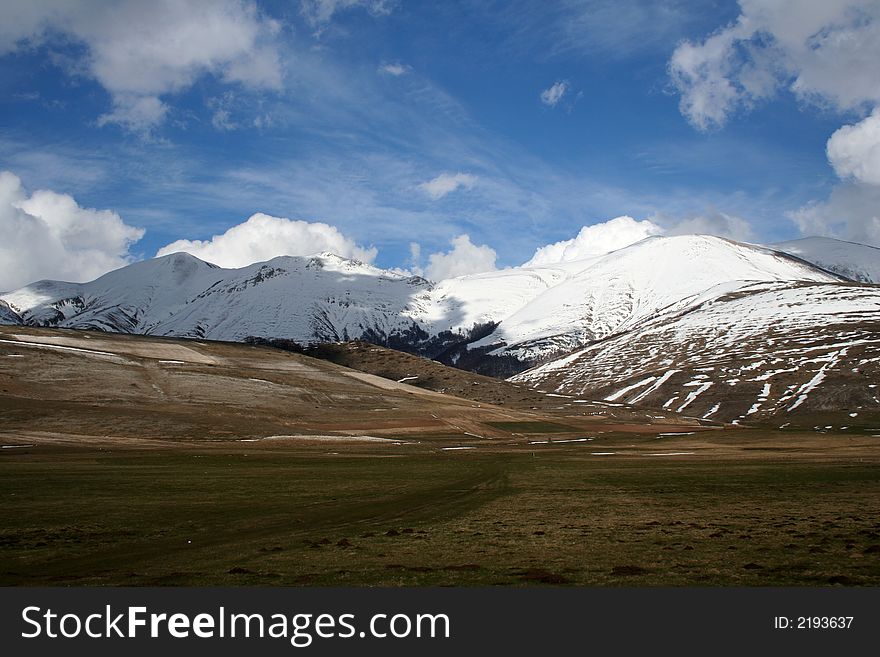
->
[2,234,878,425]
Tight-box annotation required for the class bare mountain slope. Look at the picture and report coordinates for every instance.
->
[257,339,692,425]
[0,325,700,449]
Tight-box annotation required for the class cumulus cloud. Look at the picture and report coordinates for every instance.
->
[0,1,283,132]
[96,95,169,132]
[827,108,880,186]
[669,2,880,247]
[790,184,880,247]
[524,216,663,266]
[424,234,497,281]
[540,80,569,107]
[524,213,761,266]
[300,0,396,26]
[156,212,377,268]
[668,1,880,130]
[0,170,144,292]
[808,108,880,245]
[418,172,478,200]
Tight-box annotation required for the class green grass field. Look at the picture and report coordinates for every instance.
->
[3,441,878,586]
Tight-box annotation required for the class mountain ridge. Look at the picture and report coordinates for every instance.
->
[1,234,851,365]
[2,234,878,425]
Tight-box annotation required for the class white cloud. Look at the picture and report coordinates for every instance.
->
[156,212,377,268]
[542,0,702,58]
[300,0,396,26]
[790,183,880,247]
[379,62,410,76]
[418,172,478,200]
[208,92,241,131]
[669,1,880,130]
[667,25,750,131]
[524,216,663,266]
[827,108,880,186]
[0,170,144,292]
[408,242,422,274]
[669,1,880,248]
[211,109,238,131]
[0,1,283,132]
[425,234,497,281]
[813,125,880,244]
[524,213,760,266]
[663,211,754,242]
[540,80,569,107]
[96,95,169,132]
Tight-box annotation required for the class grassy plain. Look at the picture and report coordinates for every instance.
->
[2,434,879,586]
[1,326,878,586]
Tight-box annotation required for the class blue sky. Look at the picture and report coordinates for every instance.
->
[1,0,879,289]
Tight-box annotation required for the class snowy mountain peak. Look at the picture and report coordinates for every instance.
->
[0,232,876,380]
[449,233,841,364]
[592,234,841,283]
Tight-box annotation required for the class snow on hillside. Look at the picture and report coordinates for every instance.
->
[411,257,595,334]
[461,235,840,362]
[771,237,880,283]
[0,299,20,324]
[154,253,430,342]
[2,251,432,343]
[511,280,880,423]
[3,253,219,332]
[0,235,864,373]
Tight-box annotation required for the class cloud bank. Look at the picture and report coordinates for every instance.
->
[300,0,396,27]
[664,211,754,242]
[827,108,880,186]
[156,212,377,268]
[789,184,880,247]
[523,212,758,267]
[0,171,144,292]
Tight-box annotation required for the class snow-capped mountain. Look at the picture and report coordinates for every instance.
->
[770,237,880,283]
[447,235,841,365]
[511,279,880,424]
[0,251,433,344]
[1,235,848,368]
[2,234,879,424]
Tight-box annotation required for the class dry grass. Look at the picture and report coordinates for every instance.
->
[1,326,878,586]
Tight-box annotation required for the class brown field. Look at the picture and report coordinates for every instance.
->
[1,325,879,585]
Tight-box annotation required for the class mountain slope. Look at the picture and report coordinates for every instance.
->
[512,280,880,426]
[0,235,874,398]
[771,237,880,283]
[253,338,694,425]
[2,252,433,344]
[456,236,840,365]
[0,324,700,446]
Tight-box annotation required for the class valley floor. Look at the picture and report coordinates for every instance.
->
[1,435,879,586]
[1,326,878,586]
